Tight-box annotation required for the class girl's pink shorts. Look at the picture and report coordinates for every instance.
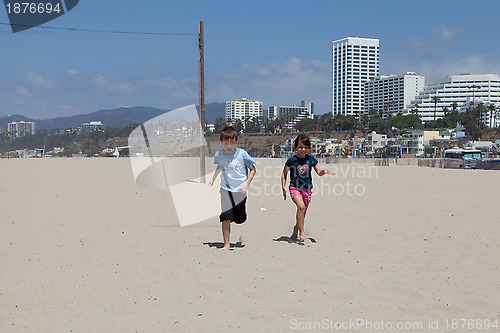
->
[289,186,312,205]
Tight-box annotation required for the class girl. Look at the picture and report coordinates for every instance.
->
[281,134,334,241]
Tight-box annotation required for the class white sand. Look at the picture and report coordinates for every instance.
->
[1,158,499,332]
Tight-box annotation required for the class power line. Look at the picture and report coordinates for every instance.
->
[0,22,197,35]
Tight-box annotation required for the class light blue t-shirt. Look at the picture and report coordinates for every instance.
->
[214,148,256,192]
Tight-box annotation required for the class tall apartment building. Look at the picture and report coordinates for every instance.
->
[225,98,263,123]
[332,37,379,119]
[411,73,500,124]
[364,72,425,118]
[268,100,313,129]
[7,121,35,138]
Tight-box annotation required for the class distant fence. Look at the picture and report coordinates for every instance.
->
[324,157,376,164]
[324,157,420,166]
[322,157,468,169]
[417,158,455,169]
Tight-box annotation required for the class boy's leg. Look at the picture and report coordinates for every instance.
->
[291,195,307,240]
[221,220,231,250]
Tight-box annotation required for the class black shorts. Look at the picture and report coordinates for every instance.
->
[219,188,247,224]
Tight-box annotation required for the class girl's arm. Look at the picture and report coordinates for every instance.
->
[208,165,221,187]
[281,165,290,200]
[314,164,335,176]
[239,164,256,193]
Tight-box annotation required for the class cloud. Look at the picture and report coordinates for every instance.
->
[423,55,500,82]
[143,77,179,90]
[93,75,108,86]
[67,69,79,76]
[15,86,30,97]
[27,71,55,88]
[93,75,134,93]
[408,25,461,51]
[384,52,500,84]
[208,58,332,112]
[438,26,460,39]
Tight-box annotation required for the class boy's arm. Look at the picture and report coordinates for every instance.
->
[281,165,290,200]
[238,164,256,193]
[313,164,335,176]
[208,165,221,187]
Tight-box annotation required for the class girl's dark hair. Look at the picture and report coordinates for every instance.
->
[294,134,311,148]
[220,126,238,141]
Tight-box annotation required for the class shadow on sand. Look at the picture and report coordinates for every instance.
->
[273,236,317,245]
[203,241,245,250]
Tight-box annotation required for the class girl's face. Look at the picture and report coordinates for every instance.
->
[295,141,309,157]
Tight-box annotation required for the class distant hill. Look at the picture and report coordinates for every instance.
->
[204,102,226,123]
[35,106,168,130]
[0,103,227,130]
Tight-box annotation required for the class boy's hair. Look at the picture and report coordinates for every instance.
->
[220,126,238,141]
[294,134,311,148]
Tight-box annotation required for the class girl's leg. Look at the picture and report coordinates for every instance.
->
[221,220,231,250]
[291,195,307,240]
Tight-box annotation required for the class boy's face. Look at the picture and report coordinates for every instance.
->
[221,138,237,153]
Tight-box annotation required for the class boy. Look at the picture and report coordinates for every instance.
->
[208,126,256,250]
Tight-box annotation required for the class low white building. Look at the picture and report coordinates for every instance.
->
[268,100,314,129]
[411,73,500,123]
[225,98,263,124]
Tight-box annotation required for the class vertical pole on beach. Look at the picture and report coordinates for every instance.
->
[6,128,9,159]
[198,21,206,183]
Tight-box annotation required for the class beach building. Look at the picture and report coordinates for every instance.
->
[410,73,500,123]
[81,121,103,131]
[268,100,314,129]
[225,98,263,124]
[7,121,35,138]
[366,131,388,152]
[332,37,379,119]
[402,130,439,156]
[364,72,425,118]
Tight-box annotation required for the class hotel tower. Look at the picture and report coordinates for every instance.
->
[332,37,379,119]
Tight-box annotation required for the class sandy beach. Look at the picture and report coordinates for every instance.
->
[1,157,499,332]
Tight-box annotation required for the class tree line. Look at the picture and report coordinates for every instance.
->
[212,102,500,140]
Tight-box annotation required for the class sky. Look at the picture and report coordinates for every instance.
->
[1,0,500,119]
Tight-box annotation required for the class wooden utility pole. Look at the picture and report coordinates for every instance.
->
[198,21,206,182]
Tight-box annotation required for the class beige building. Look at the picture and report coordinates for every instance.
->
[367,131,388,152]
[8,121,35,138]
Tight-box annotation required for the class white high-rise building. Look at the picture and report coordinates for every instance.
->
[7,121,35,138]
[332,37,379,119]
[364,72,425,118]
[411,73,500,125]
[268,100,313,129]
[225,98,263,123]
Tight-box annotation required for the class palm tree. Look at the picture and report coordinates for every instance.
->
[451,102,458,128]
[487,104,496,128]
[431,96,440,121]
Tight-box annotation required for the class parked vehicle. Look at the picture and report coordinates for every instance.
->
[443,147,482,169]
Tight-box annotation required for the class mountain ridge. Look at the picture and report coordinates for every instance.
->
[0,102,226,130]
